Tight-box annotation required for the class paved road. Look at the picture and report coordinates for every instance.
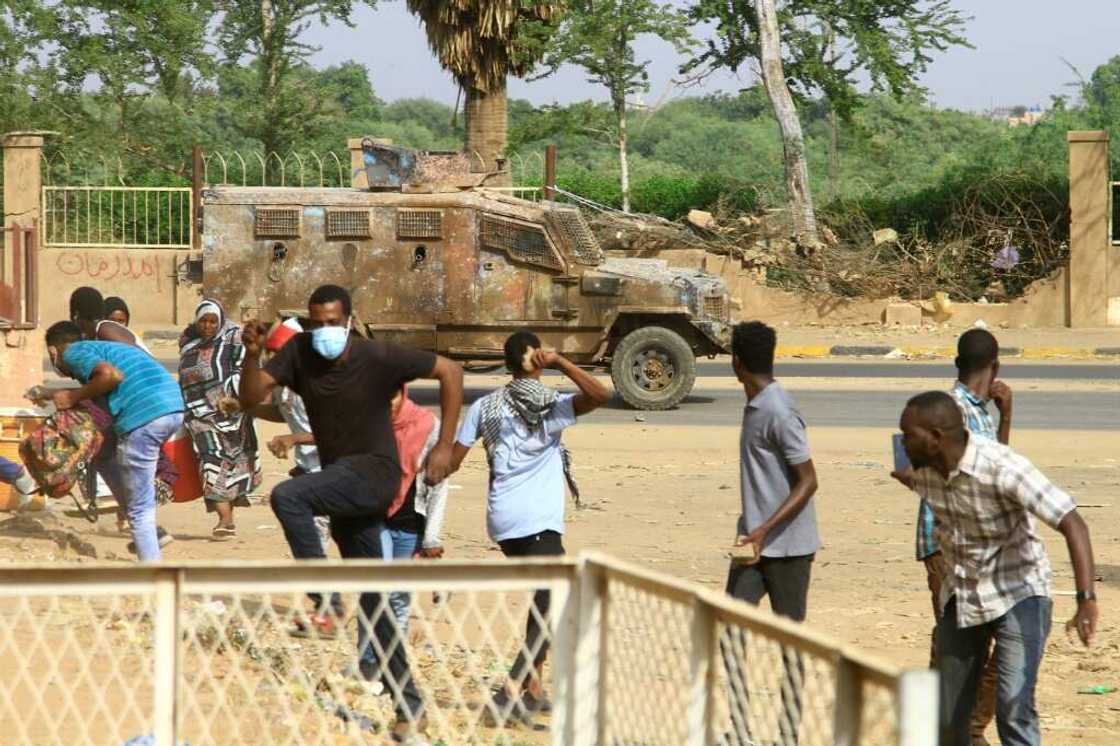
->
[698,360,1119,381]
[76,357,1114,381]
[404,382,1118,431]
[42,357,1115,430]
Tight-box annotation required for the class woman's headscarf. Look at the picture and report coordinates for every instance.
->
[388,385,437,518]
[181,299,236,352]
[195,299,223,325]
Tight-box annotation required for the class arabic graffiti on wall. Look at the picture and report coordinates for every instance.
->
[54,252,163,293]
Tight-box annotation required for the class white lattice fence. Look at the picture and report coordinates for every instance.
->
[0,555,936,746]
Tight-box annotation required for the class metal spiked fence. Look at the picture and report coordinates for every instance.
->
[0,553,935,746]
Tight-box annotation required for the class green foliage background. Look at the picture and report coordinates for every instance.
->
[3,1,1120,299]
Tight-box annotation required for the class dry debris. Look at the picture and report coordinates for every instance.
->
[588,183,1066,304]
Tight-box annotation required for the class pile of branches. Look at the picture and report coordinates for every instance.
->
[589,170,1069,303]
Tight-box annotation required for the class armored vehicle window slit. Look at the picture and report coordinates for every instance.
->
[480,215,562,270]
[326,209,371,239]
[397,209,444,240]
[546,208,603,266]
[255,208,301,238]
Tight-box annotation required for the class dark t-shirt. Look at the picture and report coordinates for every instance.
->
[385,482,424,534]
[265,335,436,481]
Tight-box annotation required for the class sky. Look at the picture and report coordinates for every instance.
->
[306,1,1120,112]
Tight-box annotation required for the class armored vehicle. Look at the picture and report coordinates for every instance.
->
[201,145,731,410]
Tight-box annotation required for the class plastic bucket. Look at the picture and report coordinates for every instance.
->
[162,427,203,503]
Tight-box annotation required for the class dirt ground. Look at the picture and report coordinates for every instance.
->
[1,372,1117,743]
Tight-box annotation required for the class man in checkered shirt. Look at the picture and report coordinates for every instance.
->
[898,391,1097,746]
[906,328,1014,744]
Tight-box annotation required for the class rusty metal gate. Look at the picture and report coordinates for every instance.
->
[0,222,39,330]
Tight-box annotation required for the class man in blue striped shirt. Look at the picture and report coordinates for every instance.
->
[46,321,185,561]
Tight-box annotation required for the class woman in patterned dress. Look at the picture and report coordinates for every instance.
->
[178,299,261,540]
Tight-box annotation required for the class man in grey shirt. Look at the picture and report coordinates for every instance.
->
[724,321,820,746]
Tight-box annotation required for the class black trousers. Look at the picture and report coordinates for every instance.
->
[498,530,565,688]
[270,459,399,560]
[723,555,814,746]
[270,460,422,720]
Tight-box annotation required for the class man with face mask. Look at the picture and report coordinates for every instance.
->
[897,391,1097,746]
[895,327,1012,745]
[43,321,185,561]
[239,284,464,742]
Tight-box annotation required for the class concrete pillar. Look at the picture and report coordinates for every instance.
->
[0,133,47,407]
[2,133,44,286]
[1067,131,1110,327]
[347,137,394,189]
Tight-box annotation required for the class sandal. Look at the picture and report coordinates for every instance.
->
[211,525,237,541]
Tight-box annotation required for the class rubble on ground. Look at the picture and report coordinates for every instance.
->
[587,204,1060,303]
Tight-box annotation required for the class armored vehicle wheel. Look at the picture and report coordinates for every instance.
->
[610,326,697,411]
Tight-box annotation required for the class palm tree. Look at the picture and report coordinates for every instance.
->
[407,0,557,186]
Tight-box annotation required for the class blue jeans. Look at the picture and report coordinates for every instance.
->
[98,413,184,561]
[358,526,419,668]
[937,595,1052,746]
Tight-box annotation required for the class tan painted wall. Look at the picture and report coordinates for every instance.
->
[733,266,1069,328]
[38,248,201,331]
[0,330,45,406]
[1067,131,1112,327]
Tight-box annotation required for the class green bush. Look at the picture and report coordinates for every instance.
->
[551,172,759,220]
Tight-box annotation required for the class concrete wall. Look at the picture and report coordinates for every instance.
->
[609,246,1071,329]
[1067,131,1115,326]
[0,329,44,406]
[38,248,201,331]
[1,133,47,406]
[732,264,1069,329]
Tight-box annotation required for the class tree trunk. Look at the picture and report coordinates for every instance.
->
[754,0,820,249]
[465,78,510,187]
[827,106,839,200]
[616,97,631,213]
[259,0,284,177]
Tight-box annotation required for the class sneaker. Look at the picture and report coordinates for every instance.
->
[127,527,174,554]
[288,613,338,640]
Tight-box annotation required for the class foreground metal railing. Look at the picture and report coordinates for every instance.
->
[0,552,935,745]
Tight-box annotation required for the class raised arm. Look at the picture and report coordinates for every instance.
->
[990,380,1013,446]
[422,355,464,485]
[533,350,611,416]
[238,321,278,410]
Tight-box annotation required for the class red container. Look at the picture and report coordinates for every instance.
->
[162,428,203,503]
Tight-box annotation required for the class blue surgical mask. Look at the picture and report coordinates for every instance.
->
[311,318,350,360]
